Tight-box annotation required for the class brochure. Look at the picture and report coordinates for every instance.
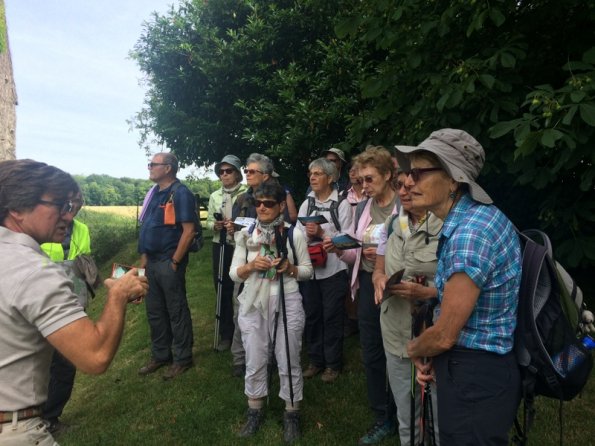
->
[331,233,361,250]
[234,216,257,228]
[383,269,405,300]
[112,263,145,279]
[259,244,278,280]
[298,214,329,225]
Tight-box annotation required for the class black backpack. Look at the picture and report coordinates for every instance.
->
[512,229,593,446]
[167,182,203,252]
[306,195,345,231]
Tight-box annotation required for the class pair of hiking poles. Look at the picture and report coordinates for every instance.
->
[411,299,439,446]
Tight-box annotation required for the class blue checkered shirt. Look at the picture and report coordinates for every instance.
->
[435,193,521,354]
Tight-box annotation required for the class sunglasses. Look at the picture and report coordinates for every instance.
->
[148,162,170,169]
[38,199,75,215]
[254,199,278,209]
[396,181,406,190]
[360,175,376,184]
[244,169,263,175]
[218,168,235,175]
[405,167,443,182]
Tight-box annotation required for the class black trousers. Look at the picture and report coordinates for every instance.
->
[302,270,349,370]
[43,350,76,422]
[145,258,194,365]
[358,271,396,422]
[434,347,521,445]
[211,241,236,341]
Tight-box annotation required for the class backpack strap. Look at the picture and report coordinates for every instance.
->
[306,195,342,231]
[287,225,298,266]
[386,213,399,239]
[354,198,370,233]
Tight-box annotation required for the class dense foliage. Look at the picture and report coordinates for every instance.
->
[74,174,219,206]
[131,0,595,267]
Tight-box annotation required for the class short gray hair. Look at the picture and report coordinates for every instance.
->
[245,153,274,175]
[309,158,338,182]
[158,152,179,174]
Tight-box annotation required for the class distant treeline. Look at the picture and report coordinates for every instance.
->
[73,174,220,206]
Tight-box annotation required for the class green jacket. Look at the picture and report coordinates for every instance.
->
[41,219,91,261]
[207,184,247,243]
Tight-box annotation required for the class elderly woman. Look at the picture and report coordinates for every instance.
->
[298,158,352,383]
[400,129,522,445]
[206,155,247,357]
[230,181,313,443]
[326,146,398,444]
[372,171,442,446]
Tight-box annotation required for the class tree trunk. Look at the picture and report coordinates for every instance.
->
[0,0,17,161]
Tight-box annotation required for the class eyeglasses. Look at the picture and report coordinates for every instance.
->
[38,199,74,215]
[219,168,235,176]
[396,181,406,190]
[308,171,326,178]
[244,169,263,175]
[148,162,170,169]
[254,199,278,209]
[405,167,443,182]
[360,175,376,184]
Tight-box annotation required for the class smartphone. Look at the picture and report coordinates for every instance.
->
[214,212,223,221]
[382,268,405,300]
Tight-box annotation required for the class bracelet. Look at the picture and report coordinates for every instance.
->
[289,266,296,277]
[171,258,180,265]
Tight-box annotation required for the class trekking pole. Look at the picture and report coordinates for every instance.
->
[424,379,436,446]
[410,313,417,446]
[275,226,294,407]
[213,226,226,351]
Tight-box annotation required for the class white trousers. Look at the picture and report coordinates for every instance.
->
[238,290,305,404]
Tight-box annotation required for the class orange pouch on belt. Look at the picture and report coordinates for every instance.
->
[164,201,176,225]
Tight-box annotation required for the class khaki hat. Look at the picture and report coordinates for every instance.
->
[214,155,242,177]
[395,128,492,204]
[323,147,347,163]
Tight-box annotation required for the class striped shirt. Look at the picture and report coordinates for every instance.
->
[435,193,521,354]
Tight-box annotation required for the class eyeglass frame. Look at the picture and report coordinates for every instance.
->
[218,168,236,176]
[38,199,75,215]
[405,167,443,182]
[147,162,170,169]
[254,199,279,209]
[243,168,264,175]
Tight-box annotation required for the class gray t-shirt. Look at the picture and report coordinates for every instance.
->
[0,227,86,410]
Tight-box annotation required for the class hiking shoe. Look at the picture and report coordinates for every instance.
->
[358,419,397,445]
[162,363,192,380]
[321,367,340,383]
[138,359,171,376]
[283,410,301,444]
[238,408,264,437]
[232,364,246,378]
[302,364,323,378]
[216,339,232,352]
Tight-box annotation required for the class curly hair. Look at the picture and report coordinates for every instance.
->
[352,145,395,181]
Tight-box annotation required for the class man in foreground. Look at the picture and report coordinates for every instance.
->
[0,159,148,445]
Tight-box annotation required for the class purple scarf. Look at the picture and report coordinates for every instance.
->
[138,185,158,223]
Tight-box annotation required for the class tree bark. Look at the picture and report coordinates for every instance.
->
[0,0,17,161]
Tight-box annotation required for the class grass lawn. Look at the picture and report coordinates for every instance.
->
[55,227,595,445]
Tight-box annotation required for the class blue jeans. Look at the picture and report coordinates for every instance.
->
[145,258,194,365]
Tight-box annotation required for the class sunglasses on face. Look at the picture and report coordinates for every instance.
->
[219,168,235,176]
[405,167,443,182]
[396,181,406,190]
[244,169,263,175]
[360,175,376,184]
[38,199,75,215]
[148,162,169,169]
[254,199,278,209]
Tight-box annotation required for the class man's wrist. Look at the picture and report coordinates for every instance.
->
[171,258,180,265]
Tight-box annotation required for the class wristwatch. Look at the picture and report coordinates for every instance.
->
[289,266,296,277]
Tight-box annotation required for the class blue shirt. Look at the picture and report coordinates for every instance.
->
[138,181,197,261]
[435,193,521,354]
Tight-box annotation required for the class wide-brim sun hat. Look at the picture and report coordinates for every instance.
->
[214,154,243,179]
[322,147,347,163]
[394,128,492,204]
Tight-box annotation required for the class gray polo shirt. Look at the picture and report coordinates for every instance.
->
[0,227,86,411]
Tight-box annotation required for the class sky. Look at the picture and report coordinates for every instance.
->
[5,0,211,180]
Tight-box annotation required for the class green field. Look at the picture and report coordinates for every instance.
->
[52,210,595,445]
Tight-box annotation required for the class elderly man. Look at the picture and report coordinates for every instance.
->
[0,159,148,445]
[138,152,199,380]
